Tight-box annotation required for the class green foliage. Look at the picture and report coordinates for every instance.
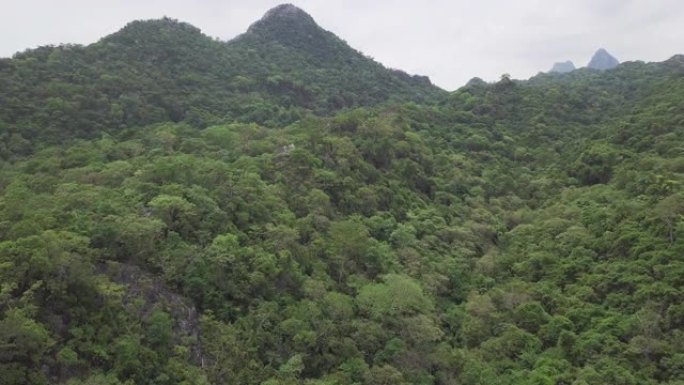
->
[1,10,683,385]
[0,15,443,153]
[357,274,433,319]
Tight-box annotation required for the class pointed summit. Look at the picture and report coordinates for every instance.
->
[244,3,329,48]
[234,4,364,68]
[248,3,318,35]
[229,4,442,107]
[587,48,620,70]
[258,4,315,24]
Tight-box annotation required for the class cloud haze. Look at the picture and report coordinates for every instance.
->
[2,0,683,90]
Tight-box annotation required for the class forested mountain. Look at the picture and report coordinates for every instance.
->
[0,4,442,149]
[1,4,683,385]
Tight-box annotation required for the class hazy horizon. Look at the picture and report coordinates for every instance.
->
[2,0,683,90]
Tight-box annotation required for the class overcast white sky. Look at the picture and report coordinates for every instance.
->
[1,0,683,90]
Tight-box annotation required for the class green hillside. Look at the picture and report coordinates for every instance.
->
[0,5,443,149]
[1,4,683,385]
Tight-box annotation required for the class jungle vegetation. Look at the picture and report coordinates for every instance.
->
[1,5,683,385]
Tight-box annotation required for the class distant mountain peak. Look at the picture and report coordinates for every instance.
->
[549,61,576,73]
[588,48,619,70]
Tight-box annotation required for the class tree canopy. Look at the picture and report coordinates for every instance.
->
[1,8,683,385]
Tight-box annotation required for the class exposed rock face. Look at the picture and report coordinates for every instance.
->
[549,60,576,73]
[103,261,203,364]
[588,48,620,70]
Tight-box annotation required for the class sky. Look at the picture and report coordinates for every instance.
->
[1,0,683,90]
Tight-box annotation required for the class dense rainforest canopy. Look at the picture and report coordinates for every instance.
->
[1,4,683,385]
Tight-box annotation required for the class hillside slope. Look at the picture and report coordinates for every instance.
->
[1,5,684,385]
[0,5,443,150]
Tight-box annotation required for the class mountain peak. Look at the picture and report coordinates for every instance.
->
[108,17,201,38]
[261,4,312,21]
[230,4,442,105]
[549,60,576,73]
[587,48,619,70]
[101,17,208,49]
[247,3,319,35]
[239,4,348,64]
